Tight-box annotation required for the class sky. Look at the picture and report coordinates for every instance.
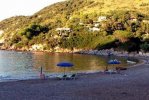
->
[0,0,65,21]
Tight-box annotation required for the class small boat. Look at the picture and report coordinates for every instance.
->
[127,60,136,64]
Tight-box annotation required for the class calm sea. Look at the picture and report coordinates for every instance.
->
[0,50,128,82]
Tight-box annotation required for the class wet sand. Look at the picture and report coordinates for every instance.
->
[0,58,149,100]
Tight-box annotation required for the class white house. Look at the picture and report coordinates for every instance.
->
[56,28,71,37]
[98,16,107,22]
[56,28,71,32]
[0,30,4,35]
[79,22,84,25]
[31,44,44,51]
[130,18,137,22]
[142,20,149,23]
[89,27,100,32]
[94,23,100,27]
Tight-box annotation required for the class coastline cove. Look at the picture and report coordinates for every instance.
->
[0,50,134,82]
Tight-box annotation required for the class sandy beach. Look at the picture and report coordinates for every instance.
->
[0,57,149,100]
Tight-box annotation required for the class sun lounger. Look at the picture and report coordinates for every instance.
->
[56,75,67,80]
[67,74,76,80]
[104,70,118,74]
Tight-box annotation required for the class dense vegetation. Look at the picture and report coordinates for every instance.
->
[0,0,149,52]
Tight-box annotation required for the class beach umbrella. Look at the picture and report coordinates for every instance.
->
[57,62,74,75]
[107,59,120,70]
[108,59,120,64]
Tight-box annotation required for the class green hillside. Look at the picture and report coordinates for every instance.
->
[0,0,149,52]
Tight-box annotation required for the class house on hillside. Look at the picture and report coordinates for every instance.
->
[94,23,100,27]
[0,30,4,35]
[98,16,107,22]
[56,28,71,37]
[30,44,45,51]
[130,18,137,22]
[79,22,84,25]
[89,27,100,32]
[93,21,100,27]
[142,20,149,23]
[87,16,106,32]
[56,28,71,32]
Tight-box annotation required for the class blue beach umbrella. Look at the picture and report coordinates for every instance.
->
[108,59,120,64]
[57,62,74,75]
[107,59,120,70]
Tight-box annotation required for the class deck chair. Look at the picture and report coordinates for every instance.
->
[67,74,76,80]
[104,69,118,74]
[56,75,67,80]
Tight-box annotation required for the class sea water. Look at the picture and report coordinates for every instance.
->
[0,50,128,82]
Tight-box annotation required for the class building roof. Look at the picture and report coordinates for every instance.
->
[56,28,71,31]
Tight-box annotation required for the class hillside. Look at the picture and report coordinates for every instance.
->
[0,0,149,52]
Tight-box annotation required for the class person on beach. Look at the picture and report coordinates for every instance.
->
[40,66,45,79]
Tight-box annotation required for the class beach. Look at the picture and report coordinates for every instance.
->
[0,57,148,100]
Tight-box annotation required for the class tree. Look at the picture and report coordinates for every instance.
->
[140,42,149,52]
[119,41,139,52]
[18,24,49,39]
[114,30,133,43]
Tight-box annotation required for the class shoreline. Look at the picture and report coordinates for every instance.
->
[0,49,147,83]
[0,50,146,83]
[0,54,146,83]
[0,57,148,100]
[0,49,148,100]
[1,48,149,57]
